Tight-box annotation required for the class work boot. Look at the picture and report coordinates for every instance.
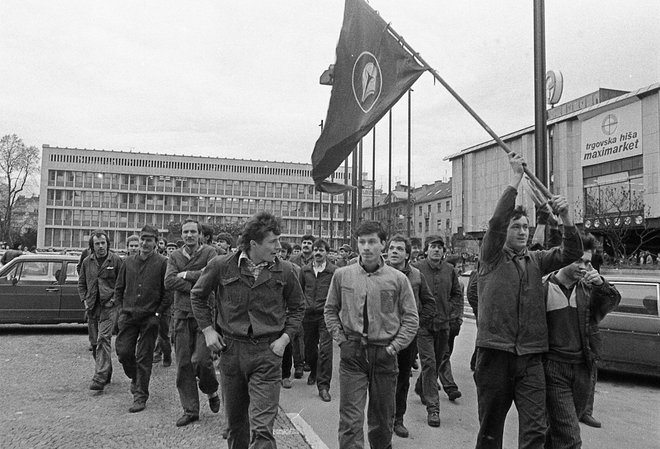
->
[294,366,304,379]
[393,419,409,438]
[89,380,105,391]
[447,390,462,401]
[129,400,146,413]
[427,411,441,427]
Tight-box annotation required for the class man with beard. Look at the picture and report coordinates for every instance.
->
[79,229,123,391]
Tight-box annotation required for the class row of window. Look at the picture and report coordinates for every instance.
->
[48,153,349,180]
[47,171,342,202]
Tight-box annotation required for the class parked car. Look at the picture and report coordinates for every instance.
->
[598,273,660,377]
[0,254,84,324]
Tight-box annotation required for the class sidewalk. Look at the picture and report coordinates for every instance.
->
[0,326,312,449]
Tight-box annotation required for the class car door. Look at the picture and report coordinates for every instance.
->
[58,260,85,323]
[599,280,660,375]
[0,260,61,323]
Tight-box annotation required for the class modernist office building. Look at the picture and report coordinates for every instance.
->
[38,146,352,250]
[448,83,660,248]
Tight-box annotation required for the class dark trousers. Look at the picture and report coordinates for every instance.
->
[282,343,293,379]
[154,306,171,360]
[338,341,398,449]
[89,304,118,384]
[474,348,546,449]
[582,365,597,417]
[302,317,333,391]
[438,324,460,394]
[292,334,304,369]
[221,337,282,449]
[415,327,449,413]
[395,337,416,421]
[116,312,160,403]
[174,317,219,416]
[544,359,591,449]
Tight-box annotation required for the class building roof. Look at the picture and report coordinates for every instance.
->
[413,179,452,204]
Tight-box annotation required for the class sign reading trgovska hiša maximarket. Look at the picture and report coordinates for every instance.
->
[580,101,642,167]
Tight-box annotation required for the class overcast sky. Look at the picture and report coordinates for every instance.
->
[1,0,658,190]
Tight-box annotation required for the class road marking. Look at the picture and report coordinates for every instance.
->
[287,413,330,449]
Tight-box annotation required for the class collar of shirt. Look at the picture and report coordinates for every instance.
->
[182,244,201,260]
[313,261,327,276]
[504,245,529,260]
[358,255,385,272]
[238,251,271,279]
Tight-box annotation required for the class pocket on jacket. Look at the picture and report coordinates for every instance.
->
[380,290,395,313]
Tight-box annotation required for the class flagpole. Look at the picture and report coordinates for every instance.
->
[407,89,412,238]
[358,139,363,225]
[383,24,553,201]
[388,109,393,236]
[371,127,376,221]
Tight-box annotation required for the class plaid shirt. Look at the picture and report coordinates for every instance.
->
[238,251,271,280]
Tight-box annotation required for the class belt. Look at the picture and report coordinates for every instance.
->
[224,333,279,344]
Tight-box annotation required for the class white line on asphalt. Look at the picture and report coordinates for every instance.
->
[287,413,330,449]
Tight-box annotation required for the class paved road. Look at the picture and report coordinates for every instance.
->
[1,321,658,449]
[278,319,660,449]
[0,324,311,449]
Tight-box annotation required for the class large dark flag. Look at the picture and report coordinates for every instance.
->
[311,0,426,193]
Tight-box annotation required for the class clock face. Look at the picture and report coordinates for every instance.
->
[614,217,621,227]
[635,215,644,225]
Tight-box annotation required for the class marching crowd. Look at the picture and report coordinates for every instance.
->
[76,152,621,449]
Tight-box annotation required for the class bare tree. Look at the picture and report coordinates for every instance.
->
[0,134,40,245]
[582,182,659,261]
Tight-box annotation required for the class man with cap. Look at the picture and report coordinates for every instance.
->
[336,244,352,267]
[413,235,463,427]
[165,241,178,257]
[78,229,123,391]
[115,224,170,413]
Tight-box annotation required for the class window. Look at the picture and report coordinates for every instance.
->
[446,200,451,211]
[437,203,442,213]
[611,282,658,317]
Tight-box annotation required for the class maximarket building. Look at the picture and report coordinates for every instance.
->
[447,82,660,257]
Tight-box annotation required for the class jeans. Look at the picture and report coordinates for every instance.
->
[221,337,282,449]
[174,317,219,416]
[116,312,160,403]
[544,359,591,449]
[415,327,449,413]
[302,317,334,390]
[89,304,118,384]
[338,340,398,449]
[474,348,547,449]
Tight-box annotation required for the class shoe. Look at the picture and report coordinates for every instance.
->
[427,411,441,427]
[129,400,146,413]
[294,367,303,379]
[282,378,292,389]
[89,380,105,391]
[162,356,172,367]
[393,419,409,438]
[580,414,602,428]
[447,390,462,401]
[303,362,311,372]
[319,389,331,402]
[176,414,199,427]
[307,375,316,386]
[209,393,220,413]
[152,353,162,364]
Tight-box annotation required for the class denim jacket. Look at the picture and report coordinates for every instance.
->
[190,251,305,341]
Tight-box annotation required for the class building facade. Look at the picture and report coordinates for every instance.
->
[448,83,660,253]
[38,146,352,250]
